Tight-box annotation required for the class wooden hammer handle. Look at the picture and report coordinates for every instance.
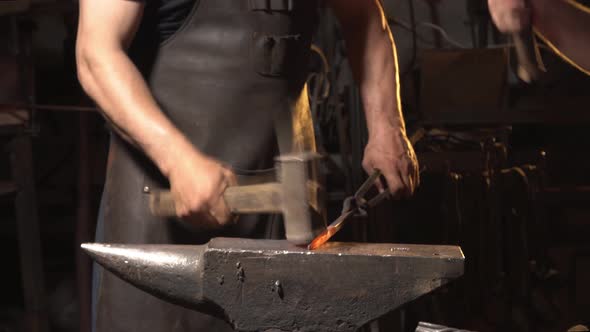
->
[149,183,284,218]
[512,26,543,82]
[512,0,544,83]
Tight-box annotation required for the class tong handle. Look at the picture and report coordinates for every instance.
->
[354,169,382,201]
[366,190,391,208]
[343,169,391,216]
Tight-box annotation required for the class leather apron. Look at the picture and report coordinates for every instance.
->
[93,1,319,331]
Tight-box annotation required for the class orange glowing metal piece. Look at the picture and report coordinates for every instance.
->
[308,170,389,250]
[307,210,355,250]
[307,227,336,251]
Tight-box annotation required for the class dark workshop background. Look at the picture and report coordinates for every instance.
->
[1,0,589,331]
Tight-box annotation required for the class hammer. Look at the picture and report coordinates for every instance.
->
[508,1,545,82]
[149,152,324,246]
[512,26,544,82]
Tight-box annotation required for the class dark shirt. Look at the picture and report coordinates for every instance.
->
[130,0,195,75]
[142,0,195,43]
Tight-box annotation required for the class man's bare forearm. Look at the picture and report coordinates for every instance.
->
[334,0,406,138]
[329,0,418,194]
[77,48,197,177]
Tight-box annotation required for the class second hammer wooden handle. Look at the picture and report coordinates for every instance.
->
[513,28,543,83]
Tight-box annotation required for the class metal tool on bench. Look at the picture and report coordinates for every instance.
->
[149,152,324,246]
[82,238,464,332]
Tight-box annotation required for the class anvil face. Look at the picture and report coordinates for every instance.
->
[83,238,464,332]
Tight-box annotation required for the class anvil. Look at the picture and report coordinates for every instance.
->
[83,238,464,332]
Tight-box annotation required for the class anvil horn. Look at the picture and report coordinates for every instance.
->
[83,238,464,332]
[81,243,207,309]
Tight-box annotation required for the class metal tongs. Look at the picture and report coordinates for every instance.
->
[308,170,390,250]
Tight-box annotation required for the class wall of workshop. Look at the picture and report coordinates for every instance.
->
[382,0,590,97]
[0,0,79,200]
[0,3,101,331]
[0,0,69,68]
[383,0,474,75]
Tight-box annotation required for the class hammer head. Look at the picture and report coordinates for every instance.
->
[276,152,325,245]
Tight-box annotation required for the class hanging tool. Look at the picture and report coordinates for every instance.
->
[512,24,544,83]
[501,0,546,82]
